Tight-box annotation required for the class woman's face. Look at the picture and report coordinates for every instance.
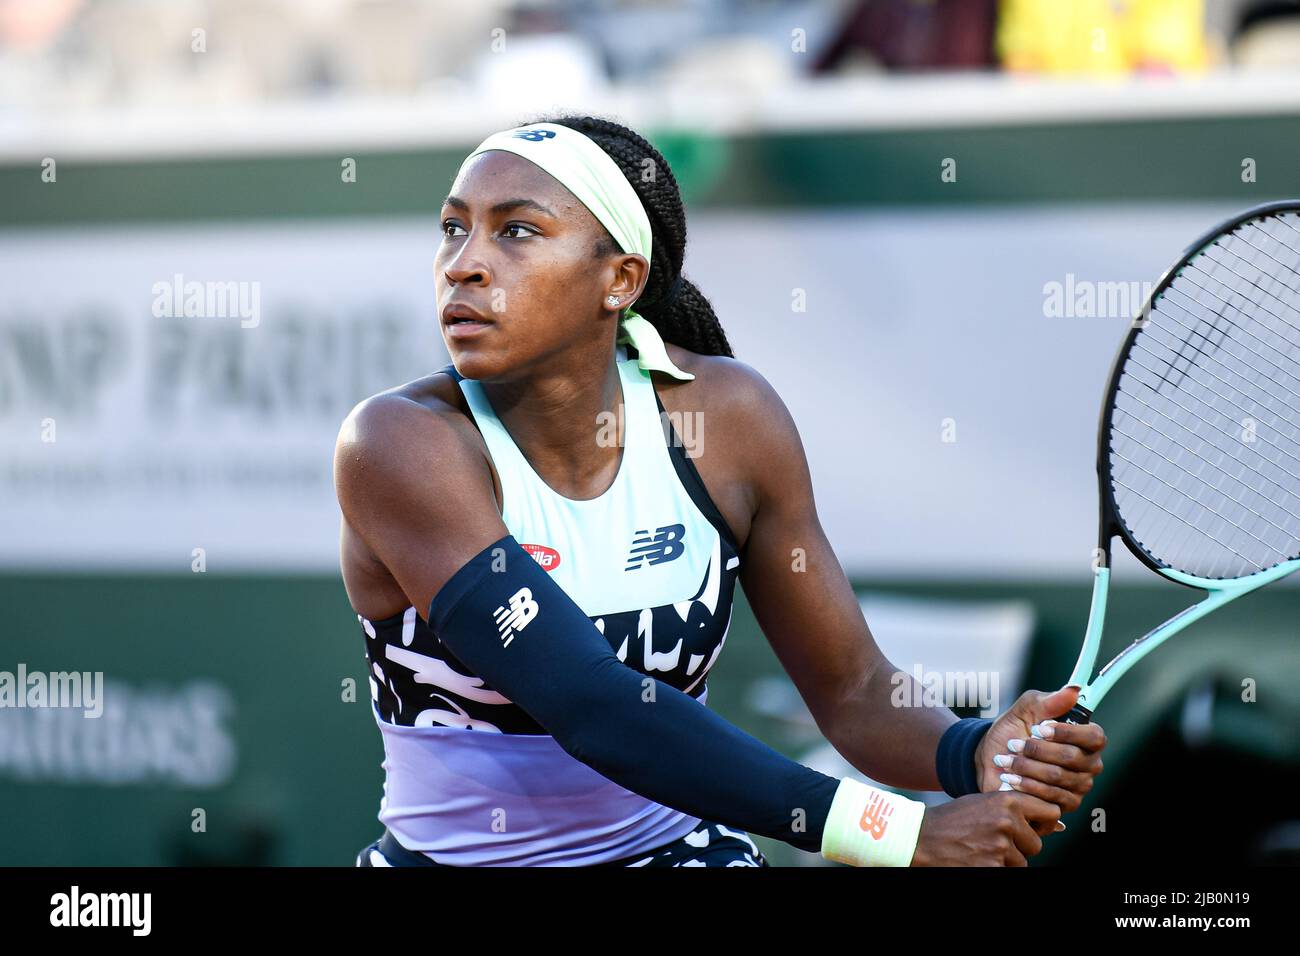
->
[436,150,645,381]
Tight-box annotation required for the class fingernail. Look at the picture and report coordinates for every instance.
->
[1054,821,1066,832]
[999,773,1022,788]
[1039,722,1056,739]
[993,754,1014,768]
[998,781,1013,791]
[1008,738,1026,753]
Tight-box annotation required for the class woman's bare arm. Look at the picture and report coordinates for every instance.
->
[718,362,954,790]
[723,363,1106,811]
[334,392,509,610]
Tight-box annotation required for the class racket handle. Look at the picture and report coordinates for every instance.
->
[995,704,1095,790]
[1053,703,1093,725]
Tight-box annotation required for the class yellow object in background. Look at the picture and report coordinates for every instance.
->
[998,0,1209,74]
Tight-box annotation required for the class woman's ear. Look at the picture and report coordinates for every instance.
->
[607,252,649,307]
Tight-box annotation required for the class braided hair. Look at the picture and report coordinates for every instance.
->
[523,112,734,359]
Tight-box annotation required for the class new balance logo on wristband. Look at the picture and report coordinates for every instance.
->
[859,791,894,840]
[823,778,923,867]
[494,587,539,648]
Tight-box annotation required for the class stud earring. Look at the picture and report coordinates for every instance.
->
[606,295,620,306]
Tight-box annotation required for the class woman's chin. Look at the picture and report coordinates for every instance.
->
[446,350,506,381]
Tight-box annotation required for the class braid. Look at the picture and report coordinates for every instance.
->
[522,111,734,358]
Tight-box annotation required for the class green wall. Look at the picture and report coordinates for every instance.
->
[2,572,1295,866]
[4,113,1300,228]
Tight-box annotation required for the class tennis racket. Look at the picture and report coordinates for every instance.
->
[1055,199,1300,728]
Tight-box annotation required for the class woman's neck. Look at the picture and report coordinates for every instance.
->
[482,348,626,499]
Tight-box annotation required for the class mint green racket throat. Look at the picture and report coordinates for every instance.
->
[1067,560,1300,715]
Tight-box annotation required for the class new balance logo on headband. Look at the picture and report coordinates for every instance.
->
[494,587,539,648]
[625,524,686,570]
[511,129,556,143]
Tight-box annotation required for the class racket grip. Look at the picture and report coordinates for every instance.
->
[996,705,1094,789]
[1053,703,1093,725]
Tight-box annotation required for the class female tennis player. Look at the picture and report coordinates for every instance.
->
[334,114,1106,867]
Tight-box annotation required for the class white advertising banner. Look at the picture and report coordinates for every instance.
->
[0,204,1252,576]
[0,219,443,571]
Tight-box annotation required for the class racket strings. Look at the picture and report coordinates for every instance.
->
[1110,475,1263,569]
[1111,446,1294,558]
[1111,427,1300,536]
[1119,352,1300,477]
[1200,234,1300,380]
[1129,321,1300,460]
[1111,401,1300,522]
[1109,211,1300,579]
[1190,248,1300,371]
[1170,265,1300,396]
[1156,282,1300,418]
[1153,219,1300,572]
[1145,245,1300,415]
[1116,356,1300,574]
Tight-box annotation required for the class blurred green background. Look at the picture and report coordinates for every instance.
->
[2,571,1296,866]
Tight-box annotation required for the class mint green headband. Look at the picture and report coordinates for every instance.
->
[458,122,695,381]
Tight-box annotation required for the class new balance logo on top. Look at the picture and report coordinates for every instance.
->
[493,587,539,648]
[625,524,686,570]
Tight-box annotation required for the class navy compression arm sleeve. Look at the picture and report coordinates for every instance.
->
[428,535,839,853]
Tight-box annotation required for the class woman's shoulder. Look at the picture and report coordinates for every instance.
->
[334,371,484,496]
[657,343,793,427]
[655,343,807,524]
[340,370,473,440]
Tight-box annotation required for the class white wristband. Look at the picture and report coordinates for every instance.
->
[820,777,926,867]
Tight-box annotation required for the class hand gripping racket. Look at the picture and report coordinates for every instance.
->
[1056,200,1300,728]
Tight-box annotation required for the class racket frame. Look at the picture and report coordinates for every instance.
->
[1063,200,1300,722]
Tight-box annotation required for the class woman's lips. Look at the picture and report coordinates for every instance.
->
[445,319,493,338]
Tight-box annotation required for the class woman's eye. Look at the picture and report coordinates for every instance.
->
[440,221,536,239]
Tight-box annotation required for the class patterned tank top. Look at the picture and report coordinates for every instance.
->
[356,343,743,865]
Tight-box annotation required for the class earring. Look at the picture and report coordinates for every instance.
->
[606,295,620,306]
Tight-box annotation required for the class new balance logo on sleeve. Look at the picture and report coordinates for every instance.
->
[494,587,539,648]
